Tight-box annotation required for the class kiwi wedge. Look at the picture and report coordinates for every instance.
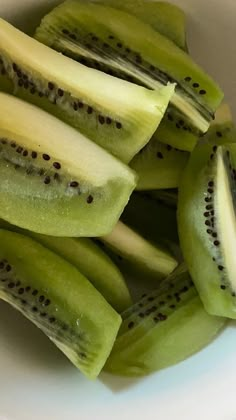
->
[91,0,188,50]
[0,219,131,312]
[0,19,173,163]
[100,221,178,281]
[35,0,223,136]
[0,93,136,237]
[130,139,189,190]
[0,229,122,379]
[104,265,225,376]
[122,192,178,248]
[178,142,236,318]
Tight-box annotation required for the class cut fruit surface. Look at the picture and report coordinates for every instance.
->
[0,93,136,237]
[178,142,236,318]
[105,266,225,376]
[0,219,131,312]
[35,0,223,135]
[91,0,188,50]
[130,138,189,190]
[0,229,121,379]
[0,18,172,163]
[100,221,178,281]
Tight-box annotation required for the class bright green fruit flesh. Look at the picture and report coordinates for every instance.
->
[130,139,189,190]
[0,93,136,237]
[0,219,131,312]
[0,18,171,163]
[105,266,225,376]
[100,221,178,281]
[35,0,223,135]
[0,229,121,379]
[91,0,187,50]
[178,142,236,318]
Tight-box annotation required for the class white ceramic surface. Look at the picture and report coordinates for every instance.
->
[0,1,236,419]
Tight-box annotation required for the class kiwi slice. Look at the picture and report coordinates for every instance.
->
[203,103,236,145]
[0,93,136,237]
[178,142,236,318]
[130,139,189,190]
[104,265,225,376]
[0,19,173,164]
[0,219,131,312]
[122,192,178,248]
[0,229,122,379]
[91,0,188,50]
[100,221,178,281]
[35,0,223,136]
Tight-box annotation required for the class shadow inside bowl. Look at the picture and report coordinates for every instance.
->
[0,300,71,370]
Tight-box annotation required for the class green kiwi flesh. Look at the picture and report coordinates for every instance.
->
[105,265,225,376]
[0,219,131,312]
[91,0,188,50]
[100,221,178,281]
[0,19,173,164]
[35,0,223,134]
[0,93,136,237]
[178,142,236,318]
[122,192,179,248]
[130,139,189,190]
[0,229,122,379]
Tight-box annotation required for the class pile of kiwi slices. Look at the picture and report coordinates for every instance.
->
[0,0,234,380]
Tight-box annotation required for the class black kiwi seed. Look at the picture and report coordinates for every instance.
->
[199,89,206,95]
[117,42,123,48]
[44,176,51,185]
[216,131,223,138]
[116,122,122,129]
[218,265,224,271]
[6,264,11,272]
[193,82,199,88]
[32,289,38,296]
[16,146,23,153]
[87,106,93,114]
[204,212,210,217]
[205,197,212,203]
[87,195,94,204]
[11,142,16,148]
[42,153,50,161]
[15,281,21,287]
[78,101,84,109]
[49,317,56,323]
[205,220,211,226]
[206,205,213,210]
[220,285,226,290]
[213,145,218,152]
[18,288,24,295]
[31,151,37,159]
[53,162,61,170]
[39,295,45,303]
[23,150,28,157]
[1,139,7,144]
[48,82,55,90]
[128,321,135,329]
[207,229,212,234]
[106,117,112,125]
[32,306,38,312]
[214,240,220,246]
[8,282,15,289]
[25,286,31,292]
[212,232,217,238]
[70,181,79,188]
[73,102,78,111]
[0,262,4,269]
[44,299,51,306]
[158,313,167,321]
[98,115,105,124]
[208,181,214,187]
[58,88,64,97]
[184,76,191,82]
[208,188,214,194]
[157,152,164,159]
[30,87,36,95]
[62,29,69,35]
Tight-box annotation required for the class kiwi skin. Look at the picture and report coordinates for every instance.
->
[105,266,225,376]
[0,219,131,313]
[0,229,122,379]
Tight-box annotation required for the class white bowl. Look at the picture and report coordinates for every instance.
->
[0,1,236,420]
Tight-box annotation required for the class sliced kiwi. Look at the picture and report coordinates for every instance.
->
[0,229,122,379]
[0,19,173,164]
[203,103,236,145]
[0,219,131,312]
[35,0,223,137]
[130,139,189,190]
[91,0,188,50]
[0,93,136,237]
[104,265,225,376]
[178,142,236,318]
[100,221,178,281]
[122,192,179,248]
